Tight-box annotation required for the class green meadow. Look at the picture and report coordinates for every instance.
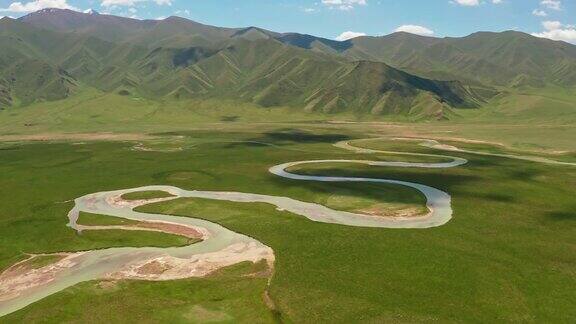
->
[0,129,574,322]
[2,8,576,323]
[121,190,176,201]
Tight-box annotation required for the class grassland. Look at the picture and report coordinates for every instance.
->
[77,212,140,226]
[0,129,574,322]
[1,86,575,154]
[121,190,175,201]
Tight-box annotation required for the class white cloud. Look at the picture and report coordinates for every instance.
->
[394,24,435,36]
[532,9,547,16]
[0,0,76,12]
[541,0,561,10]
[335,31,366,41]
[101,0,171,7]
[322,0,367,11]
[101,0,141,6]
[452,0,480,6]
[451,0,502,6]
[532,20,576,43]
[542,20,562,31]
[174,9,189,15]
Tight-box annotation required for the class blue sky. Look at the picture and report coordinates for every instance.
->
[1,0,575,42]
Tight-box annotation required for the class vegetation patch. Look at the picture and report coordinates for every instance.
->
[78,212,139,226]
[75,230,192,249]
[121,190,176,201]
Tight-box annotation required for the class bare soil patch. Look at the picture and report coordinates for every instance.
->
[137,222,204,239]
[0,253,84,302]
[107,242,275,281]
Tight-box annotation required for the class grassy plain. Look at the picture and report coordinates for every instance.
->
[121,190,175,201]
[77,212,140,226]
[1,87,576,153]
[0,128,574,322]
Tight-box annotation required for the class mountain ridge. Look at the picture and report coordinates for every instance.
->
[17,8,576,89]
[2,8,575,119]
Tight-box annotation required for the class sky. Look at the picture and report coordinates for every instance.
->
[0,0,575,43]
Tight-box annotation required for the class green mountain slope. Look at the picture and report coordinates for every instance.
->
[343,31,576,87]
[0,18,78,107]
[0,15,485,118]
[19,9,238,48]
[18,8,576,90]
[254,29,576,88]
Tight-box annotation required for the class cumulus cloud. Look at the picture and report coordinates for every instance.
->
[394,25,435,36]
[335,31,366,41]
[101,0,171,7]
[451,0,502,6]
[0,0,76,12]
[542,20,562,31]
[451,0,480,6]
[532,20,576,43]
[541,0,561,10]
[175,9,190,15]
[322,0,367,11]
[532,9,547,16]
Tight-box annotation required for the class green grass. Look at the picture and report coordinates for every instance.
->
[0,129,575,322]
[347,138,456,162]
[457,87,576,125]
[121,190,175,201]
[76,212,201,246]
[130,152,576,322]
[282,168,429,217]
[77,212,140,226]
[72,229,192,249]
[439,140,576,163]
[0,90,322,135]
[1,85,575,154]
[315,184,428,217]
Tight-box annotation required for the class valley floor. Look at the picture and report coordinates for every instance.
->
[0,125,575,322]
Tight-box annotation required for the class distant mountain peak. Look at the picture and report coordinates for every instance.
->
[27,8,82,16]
[21,8,80,19]
[84,9,100,15]
[164,16,189,22]
[36,8,62,14]
[232,26,275,39]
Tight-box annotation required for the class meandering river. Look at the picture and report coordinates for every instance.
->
[3,137,570,317]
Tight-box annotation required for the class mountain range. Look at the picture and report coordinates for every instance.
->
[1,8,576,119]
